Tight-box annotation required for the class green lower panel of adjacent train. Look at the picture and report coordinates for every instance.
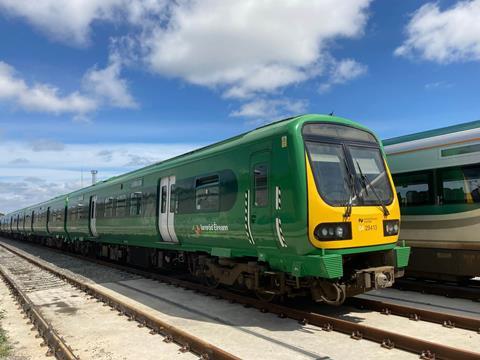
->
[384,120,480,281]
[0,114,409,304]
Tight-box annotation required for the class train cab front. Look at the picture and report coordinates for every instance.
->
[303,122,410,303]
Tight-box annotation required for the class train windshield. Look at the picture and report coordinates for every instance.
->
[304,124,393,207]
[348,146,393,205]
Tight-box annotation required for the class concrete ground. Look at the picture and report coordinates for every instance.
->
[0,278,50,360]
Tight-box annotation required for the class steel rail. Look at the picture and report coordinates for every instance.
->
[347,297,480,333]
[0,264,78,360]
[0,242,240,360]
[2,239,480,360]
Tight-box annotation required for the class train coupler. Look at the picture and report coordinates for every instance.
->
[356,266,395,290]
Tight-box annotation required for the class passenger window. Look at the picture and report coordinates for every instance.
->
[104,197,113,217]
[115,195,127,217]
[77,203,85,220]
[130,192,142,216]
[161,186,167,214]
[195,175,219,211]
[393,171,434,207]
[254,164,268,207]
[440,165,480,204]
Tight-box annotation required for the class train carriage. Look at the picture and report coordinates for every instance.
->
[1,114,409,304]
[384,120,480,281]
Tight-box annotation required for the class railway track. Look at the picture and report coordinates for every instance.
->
[0,244,238,360]
[395,278,480,302]
[0,253,77,360]
[1,238,479,360]
[346,297,480,332]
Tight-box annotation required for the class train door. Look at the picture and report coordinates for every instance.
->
[31,210,35,232]
[249,151,274,246]
[89,195,98,237]
[46,207,51,233]
[158,176,178,242]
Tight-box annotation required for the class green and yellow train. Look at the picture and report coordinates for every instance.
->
[0,114,409,304]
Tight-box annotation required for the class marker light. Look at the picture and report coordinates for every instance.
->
[383,220,400,236]
[314,222,352,241]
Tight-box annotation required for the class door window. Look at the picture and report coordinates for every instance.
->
[254,164,268,207]
[161,185,167,213]
[169,185,177,213]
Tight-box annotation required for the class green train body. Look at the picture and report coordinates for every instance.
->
[1,114,409,304]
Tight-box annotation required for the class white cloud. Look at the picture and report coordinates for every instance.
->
[143,0,371,98]
[0,0,371,119]
[319,59,367,93]
[0,0,168,46]
[83,57,138,108]
[230,98,308,122]
[0,60,137,118]
[395,1,480,63]
[0,141,199,213]
[0,61,96,115]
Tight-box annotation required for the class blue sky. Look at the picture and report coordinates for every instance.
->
[0,0,479,212]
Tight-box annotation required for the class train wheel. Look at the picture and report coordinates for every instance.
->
[203,275,219,289]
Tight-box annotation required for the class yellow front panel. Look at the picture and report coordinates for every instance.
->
[306,154,400,249]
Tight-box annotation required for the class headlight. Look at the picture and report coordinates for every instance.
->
[383,220,400,236]
[315,222,352,240]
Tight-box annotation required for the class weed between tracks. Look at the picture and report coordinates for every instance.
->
[0,310,12,358]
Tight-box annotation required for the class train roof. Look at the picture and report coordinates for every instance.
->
[383,120,480,146]
[4,114,374,215]
[65,114,372,192]
[383,119,480,156]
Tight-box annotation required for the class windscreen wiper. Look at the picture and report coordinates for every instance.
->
[355,160,390,217]
[343,158,356,219]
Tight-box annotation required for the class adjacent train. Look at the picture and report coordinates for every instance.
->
[384,120,480,281]
[0,114,409,304]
